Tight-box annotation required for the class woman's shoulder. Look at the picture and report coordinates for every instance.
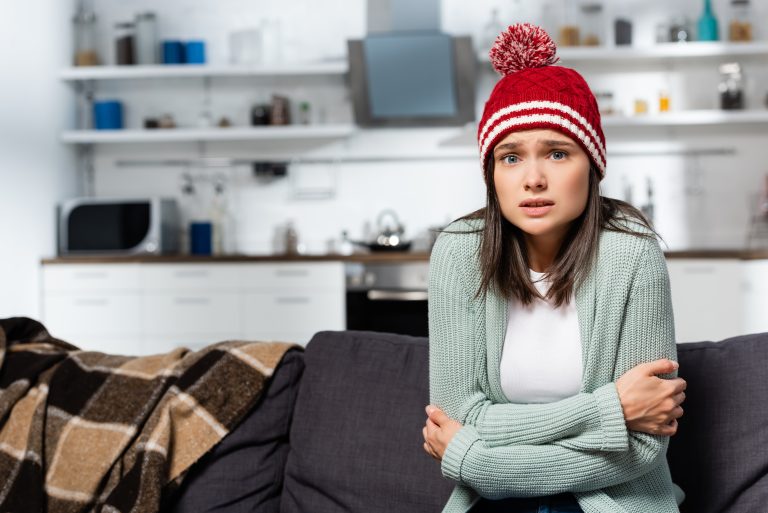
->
[429,217,484,282]
[597,219,666,279]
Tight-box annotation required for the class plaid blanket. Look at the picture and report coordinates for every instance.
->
[0,317,299,513]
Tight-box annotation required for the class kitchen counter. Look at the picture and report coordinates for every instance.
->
[41,248,768,265]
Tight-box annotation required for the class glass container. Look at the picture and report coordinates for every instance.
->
[728,0,753,41]
[134,12,158,64]
[718,62,745,109]
[558,0,580,47]
[580,3,604,46]
[114,22,136,65]
[73,5,99,66]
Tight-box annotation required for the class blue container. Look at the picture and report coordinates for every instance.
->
[162,40,185,64]
[190,221,213,255]
[185,41,206,64]
[697,0,719,41]
[93,100,124,130]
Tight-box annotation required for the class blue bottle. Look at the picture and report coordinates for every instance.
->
[697,0,719,41]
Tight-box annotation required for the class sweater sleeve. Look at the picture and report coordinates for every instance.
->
[439,239,678,498]
[429,234,628,453]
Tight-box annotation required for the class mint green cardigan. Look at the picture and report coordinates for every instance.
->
[428,217,683,513]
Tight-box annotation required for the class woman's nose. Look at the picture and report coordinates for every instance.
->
[523,164,547,191]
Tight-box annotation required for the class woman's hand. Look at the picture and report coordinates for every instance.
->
[615,359,687,436]
[422,405,463,461]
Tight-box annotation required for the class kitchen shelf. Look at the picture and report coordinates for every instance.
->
[59,61,348,81]
[601,110,768,127]
[480,41,768,64]
[60,125,356,144]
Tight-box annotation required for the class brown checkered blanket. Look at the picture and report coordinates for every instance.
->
[0,317,299,513]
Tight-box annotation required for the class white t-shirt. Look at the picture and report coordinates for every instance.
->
[499,269,583,404]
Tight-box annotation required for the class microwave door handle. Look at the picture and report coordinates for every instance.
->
[366,290,428,301]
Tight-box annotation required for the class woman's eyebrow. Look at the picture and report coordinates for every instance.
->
[494,142,519,154]
[542,139,577,148]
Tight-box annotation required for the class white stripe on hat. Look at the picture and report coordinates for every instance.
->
[480,113,607,175]
[479,101,606,162]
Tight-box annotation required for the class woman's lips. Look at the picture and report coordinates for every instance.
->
[521,205,553,217]
[519,198,555,217]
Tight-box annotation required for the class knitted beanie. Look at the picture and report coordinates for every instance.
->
[478,23,606,179]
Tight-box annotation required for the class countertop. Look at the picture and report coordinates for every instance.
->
[41,248,768,264]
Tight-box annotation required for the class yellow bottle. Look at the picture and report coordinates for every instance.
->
[659,90,671,112]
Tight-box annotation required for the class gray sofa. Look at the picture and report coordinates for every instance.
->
[169,330,768,513]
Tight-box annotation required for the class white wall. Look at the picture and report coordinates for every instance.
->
[0,0,80,318]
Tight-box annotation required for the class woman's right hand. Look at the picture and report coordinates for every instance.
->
[615,359,687,436]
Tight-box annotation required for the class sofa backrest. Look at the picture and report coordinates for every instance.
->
[280,330,453,513]
[668,332,768,513]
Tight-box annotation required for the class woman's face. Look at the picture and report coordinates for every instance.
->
[492,128,591,244]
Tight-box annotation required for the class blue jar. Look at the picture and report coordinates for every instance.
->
[185,41,206,64]
[189,221,213,255]
[93,100,124,130]
[162,40,185,64]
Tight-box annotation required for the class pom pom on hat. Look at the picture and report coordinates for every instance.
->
[489,22,559,76]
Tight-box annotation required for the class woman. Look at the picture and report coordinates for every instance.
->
[422,24,686,513]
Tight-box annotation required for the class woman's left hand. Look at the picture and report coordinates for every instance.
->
[423,405,463,461]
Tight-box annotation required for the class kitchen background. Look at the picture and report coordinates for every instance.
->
[1,0,767,349]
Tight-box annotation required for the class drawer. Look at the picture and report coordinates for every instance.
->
[43,264,141,293]
[244,291,345,334]
[141,264,246,291]
[244,262,344,291]
[42,294,141,336]
[142,292,241,335]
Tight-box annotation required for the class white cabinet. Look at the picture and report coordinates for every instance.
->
[41,261,346,355]
[743,260,768,335]
[666,259,744,343]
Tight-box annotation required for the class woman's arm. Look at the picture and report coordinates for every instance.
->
[429,237,628,452]
[438,240,678,497]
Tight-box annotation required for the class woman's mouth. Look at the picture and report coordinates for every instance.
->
[519,198,555,217]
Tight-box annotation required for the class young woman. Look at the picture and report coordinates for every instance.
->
[422,24,686,513]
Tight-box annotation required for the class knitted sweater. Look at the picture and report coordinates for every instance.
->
[428,217,682,513]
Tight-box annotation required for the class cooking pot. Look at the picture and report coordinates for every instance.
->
[351,209,412,252]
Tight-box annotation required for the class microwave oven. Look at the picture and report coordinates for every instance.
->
[57,197,180,255]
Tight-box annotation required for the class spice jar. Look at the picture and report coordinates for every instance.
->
[134,12,158,64]
[73,5,99,66]
[580,3,604,46]
[728,0,753,42]
[718,62,745,110]
[114,22,136,65]
[558,1,580,47]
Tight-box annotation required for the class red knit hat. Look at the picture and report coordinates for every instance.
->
[478,23,606,179]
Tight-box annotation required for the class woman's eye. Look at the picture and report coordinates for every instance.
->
[551,151,567,160]
[502,155,519,164]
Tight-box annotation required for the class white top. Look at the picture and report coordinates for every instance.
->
[500,269,583,404]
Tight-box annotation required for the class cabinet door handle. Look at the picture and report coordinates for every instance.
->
[74,272,109,280]
[74,298,109,306]
[174,297,211,306]
[274,269,310,277]
[174,270,210,278]
[367,290,428,301]
[275,297,311,304]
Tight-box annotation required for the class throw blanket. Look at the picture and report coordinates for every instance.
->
[0,317,299,513]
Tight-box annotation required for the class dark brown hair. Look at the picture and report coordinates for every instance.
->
[438,158,658,307]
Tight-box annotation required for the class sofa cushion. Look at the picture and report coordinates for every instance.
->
[168,348,304,513]
[280,331,453,513]
[668,333,768,513]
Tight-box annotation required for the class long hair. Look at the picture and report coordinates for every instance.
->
[438,158,658,307]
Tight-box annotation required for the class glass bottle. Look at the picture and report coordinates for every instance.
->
[697,0,720,41]
[73,3,99,66]
[134,12,159,65]
[558,1,580,47]
[718,62,744,109]
[114,22,136,65]
[580,3,604,46]
[728,0,753,42]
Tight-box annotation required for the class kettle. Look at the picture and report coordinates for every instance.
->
[351,209,412,252]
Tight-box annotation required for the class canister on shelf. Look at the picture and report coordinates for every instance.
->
[614,18,632,46]
[718,62,745,110]
[73,4,99,66]
[659,90,671,112]
[580,3,604,46]
[134,12,158,65]
[115,22,136,65]
[728,0,753,42]
[634,98,648,115]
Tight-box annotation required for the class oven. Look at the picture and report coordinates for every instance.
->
[345,261,429,337]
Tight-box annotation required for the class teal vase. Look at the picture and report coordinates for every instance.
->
[697,0,719,41]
